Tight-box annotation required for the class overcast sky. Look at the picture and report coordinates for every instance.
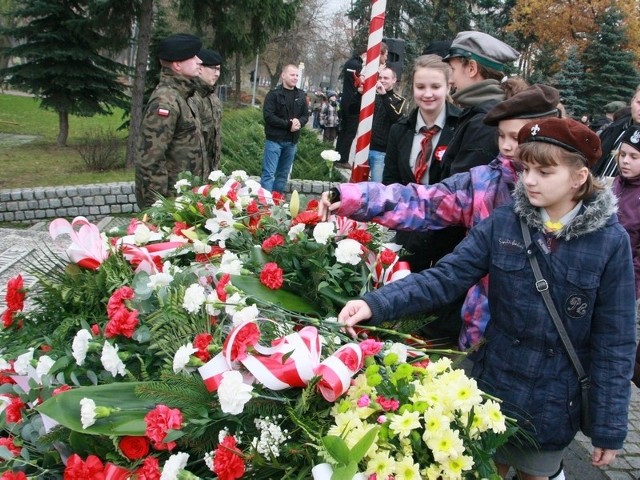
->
[325,0,350,14]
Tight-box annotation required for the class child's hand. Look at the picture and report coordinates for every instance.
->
[338,300,372,337]
[318,191,340,221]
[591,447,618,467]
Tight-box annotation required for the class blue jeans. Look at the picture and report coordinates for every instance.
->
[368,150,386,183]
[260,140,297,193]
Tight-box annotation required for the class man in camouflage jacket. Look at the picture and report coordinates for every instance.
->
[194,48,224,179]
[135,33,207,209]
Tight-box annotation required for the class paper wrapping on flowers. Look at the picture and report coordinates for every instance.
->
[198,323,363,402]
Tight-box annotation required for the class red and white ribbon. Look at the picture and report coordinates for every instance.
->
[199,323,363,402]
[350,0,386,182]
[49,217,109,270]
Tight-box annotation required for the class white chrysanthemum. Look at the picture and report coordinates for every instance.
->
[365,450,396,479]
[440,370,483,413]
[394,456,421,480]
[192,239,212,254]
[320,149,341,162]
[334,238,363,265]
[232,304,260,325]
[174,178,191,192]
[208,170,225,182]
[183,284,206,314]
[422,406,451,442]
[389,410,421,438]
[14,348,34,375]
[72,329,93,366]
[313,222,336,245]
[287,223,305,240]
[441,454,474,478]
[101,341,126,377]
[205,290,222,316]
[475,399,507,433]
[160,452,190,480]
[35,355,55,383]
[387,342,408,364]
[219,251,243,275]
[80,397,97,429]
[426,428,465,464]
[133,223,152,245]
[173,343,198,373]
[218,370,254,415]
[147,270,174,290]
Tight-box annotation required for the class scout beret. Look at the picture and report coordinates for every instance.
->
[620,126,640,152]
[484,84,560,126]
[199,48,223,67]
[157,33,202,62]
[518,118,602,167]
[422,40,452,58]
[444,31,519,71]
[604,100,627,114]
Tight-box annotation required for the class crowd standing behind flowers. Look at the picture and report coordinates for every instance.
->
[0,165,515,479]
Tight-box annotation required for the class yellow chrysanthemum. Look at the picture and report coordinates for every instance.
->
[389,410,421,438]
[365,450,396,478]
[394,456,421,480]
[422,406,451,441]
[326,411,363,438]
[441,453,474,479]
[476,399,507,433]
[427,428,465,464]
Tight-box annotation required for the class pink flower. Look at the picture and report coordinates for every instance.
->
[261,234,285,254]
[259,262,284,290]
[357,395,371,408]
[144,405,183,451]
[376,395,400,412]
[377,415,387,424]
[359,339,383,357]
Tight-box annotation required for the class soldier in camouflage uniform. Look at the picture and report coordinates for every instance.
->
[135,33,207,209]
[194,48,224,178]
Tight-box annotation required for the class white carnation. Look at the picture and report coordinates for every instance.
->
[183,284,206,314]
[35,355,55,383]
[219,251,243,275]
[232,304,260,325]
[192,239,212,254]
[101,341,126,377]
[147,270,174,290]
[160,452,190,480]
[208,170,225,182]
[205,290,222,316]
[321,149,341,162]
[133,223,152,245]
[334,238,363,265]
[173,343,198,373]
[80,397,97,429]
[224,292,245,315]
[14,348,34,375]
[230,170,248,182]
[218,370,254,415]
[288,223,305,240]
[72,329,93,366]
[313,222,336,245]
[174,178,191,192]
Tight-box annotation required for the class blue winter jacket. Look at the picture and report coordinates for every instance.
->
[361,183,636,451]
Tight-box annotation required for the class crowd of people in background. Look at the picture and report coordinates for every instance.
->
[134,29,640,480]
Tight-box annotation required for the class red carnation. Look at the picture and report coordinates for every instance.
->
[2,310,14,329]
[216,274,231,302]
[379,248,397,266]
[63,454,105,480]
[0,437,22,458]
[193,333,213,362]
[337,347,362,371]
[91,324,101,336]
[261,234,285,254]
[306,198,319,210]
[259,262,284,290]
[172,221,190,237]
[291,210,321,226]
[1,472,27,480]
[348,229,373,245]
[223,322,260,361]
[359,339,384,357]
[213,435,245,480]
[144,405,183,451]
[105,309,139,339]
[376,395,401,412]
[136,456,161,480]
[5,275,25,312]
[119,436,150,460]
[272,191,285,205]
[5,396,25,424]
[107,287,135,319]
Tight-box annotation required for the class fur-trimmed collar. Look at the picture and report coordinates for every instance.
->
[513,180,618,240]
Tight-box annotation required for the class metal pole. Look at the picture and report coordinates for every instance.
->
[251,53,259,107]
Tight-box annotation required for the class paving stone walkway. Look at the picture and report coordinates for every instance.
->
[0,217,638,479]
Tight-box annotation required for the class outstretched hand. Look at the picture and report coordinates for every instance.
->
[318,191,341,221]
[338,300,372,337]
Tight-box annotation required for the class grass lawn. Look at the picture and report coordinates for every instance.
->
[0,93,338,190]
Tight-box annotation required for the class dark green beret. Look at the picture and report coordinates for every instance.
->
[157,33,202,62]
[199,48,223,67]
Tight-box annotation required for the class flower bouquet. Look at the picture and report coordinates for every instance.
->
[0,169,516,479]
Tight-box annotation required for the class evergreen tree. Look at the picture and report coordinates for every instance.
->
[581,7,640,115]
[552,46,587,118]
[0,0,129,146]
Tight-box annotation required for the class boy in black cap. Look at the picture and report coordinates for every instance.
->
[135,33,206,209]
[440,31,519,176]
[195,48,224,176]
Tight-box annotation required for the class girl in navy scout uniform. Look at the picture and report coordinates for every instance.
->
[338,118,636,479]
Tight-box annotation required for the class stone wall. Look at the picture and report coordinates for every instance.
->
[0,179,331,223]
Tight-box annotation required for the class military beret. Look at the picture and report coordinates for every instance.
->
[422,40,452,58]
[604,100,627,114]
[484,84,560,126]
[518,118,602,167]
[444,31,519,72]
[199,48,223,67]
[157,33,202,62]
[620,126,640,152]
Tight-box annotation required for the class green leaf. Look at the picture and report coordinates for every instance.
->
[36,382,157,436]
[332,462,358,480]
[350,426,379,463]
[318,285,354,309]
[321,435,351,465]
[163,429,186,442]
[230,274,318,314]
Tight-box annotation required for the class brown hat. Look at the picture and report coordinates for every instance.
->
[620,126,640,152]
[518,118,602,167]
[484,84,560,126]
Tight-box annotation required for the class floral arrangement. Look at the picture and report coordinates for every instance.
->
[0,168,515,479]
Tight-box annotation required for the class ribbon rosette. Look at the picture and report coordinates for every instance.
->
[49,217,109,270]
[199,323,363,402]
[368,247,411,288]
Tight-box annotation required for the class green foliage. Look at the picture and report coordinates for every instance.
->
[581,7,640,115]
[553,46,588,117]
